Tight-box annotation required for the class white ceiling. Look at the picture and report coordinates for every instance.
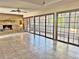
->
[0,0,76,15]
[0,0,62,8]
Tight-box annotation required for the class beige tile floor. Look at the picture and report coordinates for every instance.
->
[0,32,79,59]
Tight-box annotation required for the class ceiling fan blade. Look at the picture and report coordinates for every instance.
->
[10,10,17,12]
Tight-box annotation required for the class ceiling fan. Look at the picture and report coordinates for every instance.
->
[10,8,27,13]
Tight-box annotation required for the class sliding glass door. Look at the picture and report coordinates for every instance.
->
[40,16,45,36]
[35,16,40,34]
[57,13,69,42]
[24,18,29,32]
[57,11,79,45]
[25,14,54,39]
[29,17,34,33]
[46,14,54,38]
[69,11,79,45]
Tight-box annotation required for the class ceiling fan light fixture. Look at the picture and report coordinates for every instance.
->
[17,8,21,12]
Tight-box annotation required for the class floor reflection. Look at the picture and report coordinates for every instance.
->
[0,32,79,59]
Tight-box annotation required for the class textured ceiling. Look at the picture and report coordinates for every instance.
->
[0,0,63,9]
[21,0,56,5]
[0,0,76,15]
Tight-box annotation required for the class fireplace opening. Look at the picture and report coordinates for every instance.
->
[3,25,12,30]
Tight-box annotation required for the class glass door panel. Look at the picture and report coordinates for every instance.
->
[57,13,69,42]
[29,17,34,33]
[40,16,45,36]
[46,14,54,38]
[35,17,39,34]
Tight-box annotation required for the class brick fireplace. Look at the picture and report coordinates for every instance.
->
[3,25,12,30]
